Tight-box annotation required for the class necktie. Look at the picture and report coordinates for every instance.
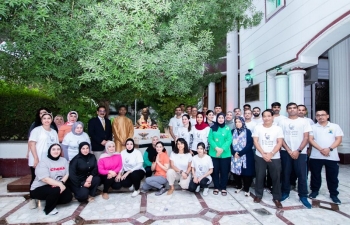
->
[102,118,105,130]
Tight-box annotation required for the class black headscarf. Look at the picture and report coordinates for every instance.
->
[125,138,135,153]
[47,143,61,161]
[146,144,157,162]
[211,112,226,132]
[78,142,91,158]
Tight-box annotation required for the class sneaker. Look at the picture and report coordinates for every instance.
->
[280,193,290,202]
[29,199,37,209]
[129,185,134,191]
[308,191,318,199]
[203,188,209,196]
[49,208,58,215]
[195,185,200,193]
[331,196,341,205]
[131,190,140,197]
[300,197,312,209]
[235,187,243,193]
[245,192,250,197]
[155,188,167,196]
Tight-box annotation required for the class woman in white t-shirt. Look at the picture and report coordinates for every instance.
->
[61,122,91,161]
[166,138,193,195]
[191,113,210,154]
[115,138,146,197]
[176,114,192,148]
[29,112,59,185]
[188,142,213,196]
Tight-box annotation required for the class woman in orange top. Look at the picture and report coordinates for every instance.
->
[58,111,78,142]
[141,141,169,196]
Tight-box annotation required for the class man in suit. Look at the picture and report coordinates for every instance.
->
[88,106,112,159]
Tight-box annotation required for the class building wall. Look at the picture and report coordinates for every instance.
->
[238,0,350,108]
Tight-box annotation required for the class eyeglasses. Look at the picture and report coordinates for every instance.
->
[316,114,327,117]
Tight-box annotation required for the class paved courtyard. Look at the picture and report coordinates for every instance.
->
[1,165,350,225]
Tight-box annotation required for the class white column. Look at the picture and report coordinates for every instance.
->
[267,73,276,108]
[328,37,350,154]
[208,82,215,110]
[226,31,238,111]
[275,73,288,116]
[288,69,306,105]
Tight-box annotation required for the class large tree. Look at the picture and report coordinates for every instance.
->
[0,0,262,101]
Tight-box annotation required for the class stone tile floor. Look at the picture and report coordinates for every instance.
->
[1,165,350,224]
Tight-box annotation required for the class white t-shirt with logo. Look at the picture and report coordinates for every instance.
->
[170,152,192,171]
[191,126,210,151]
[169,117,183,140]
[62,132,91,160]
[29,126,59,167]
[121,149,145,172]
[310,122,344,161]
[191,154,213,183]
[279,117,312,154]
[252,124,284,159]
[176,126,193,147]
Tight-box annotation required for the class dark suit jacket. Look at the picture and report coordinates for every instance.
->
[88,117,112,152]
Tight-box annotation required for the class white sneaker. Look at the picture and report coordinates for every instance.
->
[203,188,209,196]
[49,208,58,215]
[29,199,37,209]
[245,192,250,197]
[131,190,140,197]
[195,185,200,192]
[129,185,134,191]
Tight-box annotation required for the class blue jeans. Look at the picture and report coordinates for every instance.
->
[280,151,308,198]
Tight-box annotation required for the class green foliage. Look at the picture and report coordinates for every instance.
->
[0,81,59,140]
[0,81,96,140]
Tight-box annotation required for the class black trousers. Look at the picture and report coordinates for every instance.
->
[114,170,145,190]
[145,166,153,177]
[69,176,100,202]
[30,185,72,215]
[255,155,281,201]
[30,167,35,186]
[188,177,210,192]
[232,174,254,192]
[100,175,122,193]
[211,157,231,190]
[310,159,339,197]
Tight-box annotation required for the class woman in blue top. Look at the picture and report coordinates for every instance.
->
[230,117,254,196]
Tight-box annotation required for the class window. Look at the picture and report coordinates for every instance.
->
[265,0,285,20]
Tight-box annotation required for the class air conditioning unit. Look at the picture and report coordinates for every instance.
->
[304,65,318,86]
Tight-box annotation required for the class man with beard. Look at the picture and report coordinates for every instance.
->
[271,102,287,125]
[252,107,263,124]
[279,103,312,209]
[244,110,257,132]
[233,108,242,118]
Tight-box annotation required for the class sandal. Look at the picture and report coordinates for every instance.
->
[221,190,227,196]
[213,190,219,195]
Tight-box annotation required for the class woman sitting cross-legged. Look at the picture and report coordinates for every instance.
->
[98,141,123,200]
[115,138,146,197]
[68,142,100,202]
[141,141,170,196]
[230,117,254,197]
[188,142,213,196]
[166,138,193,195]
[30,144,72,215]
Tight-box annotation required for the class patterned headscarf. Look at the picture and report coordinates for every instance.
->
[235,116,247,135]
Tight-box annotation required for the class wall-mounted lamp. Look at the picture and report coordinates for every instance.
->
[245,69,253,86]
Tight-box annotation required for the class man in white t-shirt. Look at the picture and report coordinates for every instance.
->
[309,110,343,205]
[244,110,257,132]
[190,106,198,126]
[252,109,284,209]
[252,107,263,124]
[297,105,315,126]
[279,103,312,209]
[169,107,183,150]
[271,102,287,125]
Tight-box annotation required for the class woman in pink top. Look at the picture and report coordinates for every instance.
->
[98,141,122,199]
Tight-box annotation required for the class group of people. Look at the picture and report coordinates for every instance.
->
[26,102,343,215]
[168,102,343,209]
